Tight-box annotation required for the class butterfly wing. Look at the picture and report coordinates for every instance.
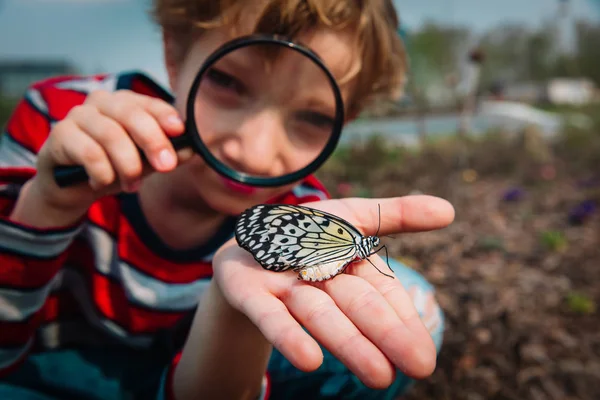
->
[235,204,364,272]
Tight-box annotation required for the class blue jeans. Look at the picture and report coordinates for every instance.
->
[0,260,444,400]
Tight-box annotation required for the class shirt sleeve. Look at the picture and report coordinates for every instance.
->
[0,86,83,376]
[272,174,331,206]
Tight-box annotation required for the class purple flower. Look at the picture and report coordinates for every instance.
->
[568,200,597,225]
[502,188,525,202]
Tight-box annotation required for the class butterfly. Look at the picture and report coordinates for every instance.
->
[234,203,394,282]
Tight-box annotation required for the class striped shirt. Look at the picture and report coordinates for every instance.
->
[0,71,330,399]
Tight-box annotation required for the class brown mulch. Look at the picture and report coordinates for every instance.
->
[317,129,600,400]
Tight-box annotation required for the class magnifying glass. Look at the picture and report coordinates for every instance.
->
[53,34,345,188]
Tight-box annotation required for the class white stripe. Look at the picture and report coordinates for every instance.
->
[0,270,63,322]
[25,88,48,115]
[0,337,33,369]
[258,375,269,400]
[293,184,327,200]
[0,133,37,168]
[85,225,210,312]
[55,74,118,95]
[84,224,116,276]
[0,219,84,258]
[119,261,208,311]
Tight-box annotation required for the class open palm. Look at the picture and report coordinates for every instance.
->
[212,195,455,389]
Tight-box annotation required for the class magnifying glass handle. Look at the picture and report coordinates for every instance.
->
[52,134,191,188]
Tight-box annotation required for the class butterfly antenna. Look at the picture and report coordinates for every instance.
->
[373,245,394,273]
[366,257,395,279]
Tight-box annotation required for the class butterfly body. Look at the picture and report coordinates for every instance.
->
[234,204,385,282]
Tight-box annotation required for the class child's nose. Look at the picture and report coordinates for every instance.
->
[221,110,285,177]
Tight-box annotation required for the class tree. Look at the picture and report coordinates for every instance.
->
[573,21,600,85]
[405,21,471,107]
[0,97,18,130]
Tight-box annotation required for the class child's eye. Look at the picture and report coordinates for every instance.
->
[206,68,246,95]
[295,111,334,131]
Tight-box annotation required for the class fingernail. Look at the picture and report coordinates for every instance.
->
[166,114,183,126]
[157,149,176,169]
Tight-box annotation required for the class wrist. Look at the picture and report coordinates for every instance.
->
[10,178,89,228]
[173,281,271,400]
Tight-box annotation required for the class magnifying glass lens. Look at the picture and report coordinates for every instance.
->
[192,42,338,180]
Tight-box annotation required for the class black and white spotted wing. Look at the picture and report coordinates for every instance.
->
[234,204,367,273]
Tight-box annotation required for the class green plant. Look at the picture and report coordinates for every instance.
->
[539,230,568,252]
[566,292,596,315]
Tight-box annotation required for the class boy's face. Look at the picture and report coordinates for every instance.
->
[163,25,358,215]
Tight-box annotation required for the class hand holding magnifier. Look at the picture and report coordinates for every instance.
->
[53,35,345,189]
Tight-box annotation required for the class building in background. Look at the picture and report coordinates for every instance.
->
[0,60,76,99]
[488,78,597,106]
[547,78,596,105]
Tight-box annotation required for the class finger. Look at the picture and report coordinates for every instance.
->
[320,272,437,379]
[132,91,184,137]
[51,118,116,189]
[70,105,144,191]
[215,244,324,372]
[284,283,396,389]
[308,195,455,236]
[237,291,323,373]
[349,256,438,377]
[89,90,181,172]
[352,257,436,339]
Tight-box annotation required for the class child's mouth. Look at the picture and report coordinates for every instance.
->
[219,176,258,195]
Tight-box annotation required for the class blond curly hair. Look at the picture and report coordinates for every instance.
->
[151,0,407,115]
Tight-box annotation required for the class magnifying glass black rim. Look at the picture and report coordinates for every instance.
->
[184,34,345,188]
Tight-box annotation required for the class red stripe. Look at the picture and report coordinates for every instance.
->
[130,77,164,99]
[0,168,36,184]
[91,271,187,334]
[119,216,213,284]
[0,197,11,216]
[0,311,44,347]
[268,175,330,205]
[38,84,87,121]
[5,99,51,153]
[303,175,331,198]
[68,235,200,334]
[87,196,121,236]
[274,191,323,205]
[0,253,66,289]
[263,372,271,400]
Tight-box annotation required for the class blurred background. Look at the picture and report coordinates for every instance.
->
[1,1,599,399]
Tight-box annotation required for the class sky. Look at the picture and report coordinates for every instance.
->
[0,0,598,86]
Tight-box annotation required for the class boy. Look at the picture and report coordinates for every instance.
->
[0,1,454,399]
